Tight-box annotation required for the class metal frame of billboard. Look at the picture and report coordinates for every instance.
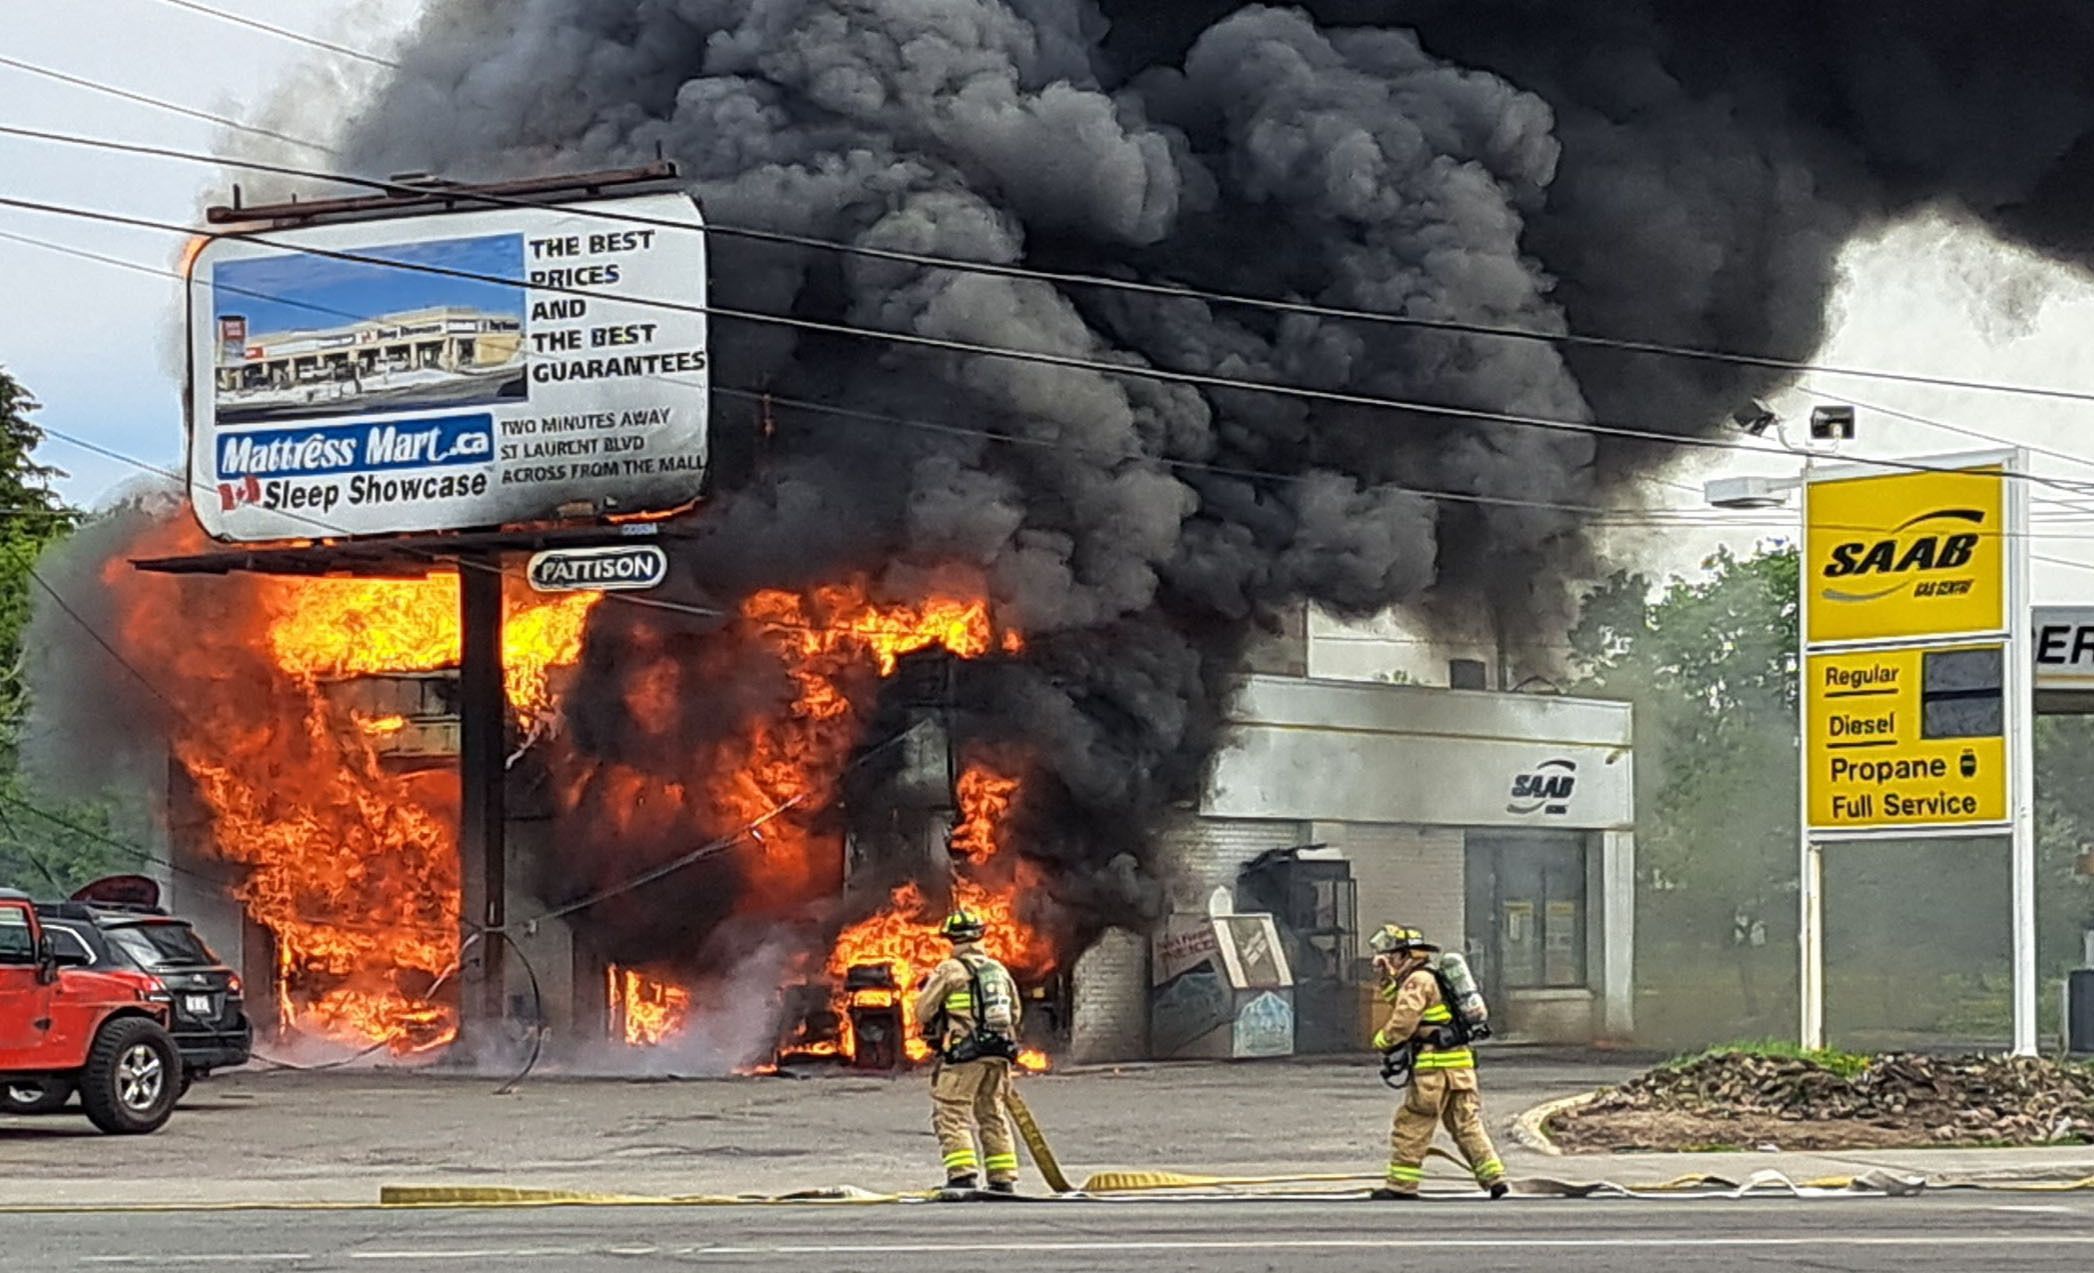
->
[1796,447,2035,1055]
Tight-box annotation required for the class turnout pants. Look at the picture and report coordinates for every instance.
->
[931,1057,1019,1183]
[1386,1068,1503,1195]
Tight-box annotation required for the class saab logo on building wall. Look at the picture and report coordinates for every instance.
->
[1507,758,1577,816]
[1805,466,2006,643]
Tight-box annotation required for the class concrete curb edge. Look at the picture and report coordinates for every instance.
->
[1509,1089,1597,1156]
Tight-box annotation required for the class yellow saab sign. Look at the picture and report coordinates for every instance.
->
[1806,466,2005,643]
[1806,644,2006,831]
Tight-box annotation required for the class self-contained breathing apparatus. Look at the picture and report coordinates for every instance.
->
[1370,925,1491,1090]
[934,953,1021,1064]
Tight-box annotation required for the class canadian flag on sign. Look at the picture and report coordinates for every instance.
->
[217,474,261,512]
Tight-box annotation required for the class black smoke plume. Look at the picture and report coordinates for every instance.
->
[324,1,2094,951]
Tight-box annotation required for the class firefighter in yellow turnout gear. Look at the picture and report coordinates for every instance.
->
[913,909,1024,1194]
[1368,924,1507,1200]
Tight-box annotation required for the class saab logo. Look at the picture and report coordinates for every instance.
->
[1507,758,1578,816]
[1819,508,1984,605]
[527,544,670,593]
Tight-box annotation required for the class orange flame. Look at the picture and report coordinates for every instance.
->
[609,965,692,1047]
[824,761,1053,1065]
[104,514,600,1055]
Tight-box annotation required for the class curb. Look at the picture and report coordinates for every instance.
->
[1509,1089,1597,1156]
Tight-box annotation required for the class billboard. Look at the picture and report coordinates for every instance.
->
[187,193,708,541]
[1803,463,2007,644]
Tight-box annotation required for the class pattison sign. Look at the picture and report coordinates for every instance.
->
[1805,465,2007,644]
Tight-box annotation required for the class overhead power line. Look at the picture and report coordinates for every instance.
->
[12,122,2094,411]
[145,0,401,68]
[0,56,335,155]
[20,188,2094,505]
[14,217,2094,545]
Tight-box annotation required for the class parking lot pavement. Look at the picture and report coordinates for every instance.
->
[0,1051,1635,1205]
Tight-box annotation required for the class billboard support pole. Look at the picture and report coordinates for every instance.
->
[457,558,507,1048]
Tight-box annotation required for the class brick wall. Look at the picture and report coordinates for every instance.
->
[1155,816,1313,910]
[1069,927,1149,1063]
[1315,822,1465,962]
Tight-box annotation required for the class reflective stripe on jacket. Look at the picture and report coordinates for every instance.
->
[1372,967,1473,1070]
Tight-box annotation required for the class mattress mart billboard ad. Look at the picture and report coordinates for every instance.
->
[186,192,708,542]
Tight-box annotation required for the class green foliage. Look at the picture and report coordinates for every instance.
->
[0,368,127,895]
[1664,1039,1872,1079]
[1569,546,1802,957]
[0,369,81,765]
[1572,541,2094,1048]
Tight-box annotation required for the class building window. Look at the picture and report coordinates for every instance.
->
[1466,833,1588,991]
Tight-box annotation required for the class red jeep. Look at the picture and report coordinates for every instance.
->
[0,887,182,1133]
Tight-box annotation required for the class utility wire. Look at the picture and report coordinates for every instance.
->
[14,122,2094,411]
[0,56,336,156]
[144,0,401,68]
[11,219,2094,549]
[21,190,2094,503]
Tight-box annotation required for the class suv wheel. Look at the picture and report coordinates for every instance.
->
[79,1018,180,1134]
[2,1079,72,1115]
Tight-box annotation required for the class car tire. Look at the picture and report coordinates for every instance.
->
[79,1018,180,1135]
[2,1079,72,1115]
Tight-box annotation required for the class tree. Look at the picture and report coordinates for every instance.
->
[0,369,81,762]
[0,368,121,893]
[1571,543,2094,1046]
[1568,547,1801,1037]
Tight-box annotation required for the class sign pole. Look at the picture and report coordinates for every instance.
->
[2008,459,2038,1055]
[1798,453,1823,1050]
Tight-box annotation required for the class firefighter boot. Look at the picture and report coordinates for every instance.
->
[987,1181,1017,1195]
[1368,1187,1418,1201]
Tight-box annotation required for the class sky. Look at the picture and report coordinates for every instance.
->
[214,232,527,337]
[0,0,421,503]
[9,0,2094,645]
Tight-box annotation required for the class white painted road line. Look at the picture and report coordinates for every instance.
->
[72,1233,2094,1264]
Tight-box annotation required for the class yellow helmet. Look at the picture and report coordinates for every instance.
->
[1368,924,1439,955]
[940,909,986,942]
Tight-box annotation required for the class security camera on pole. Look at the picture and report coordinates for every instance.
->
[1709,410,2034,1056]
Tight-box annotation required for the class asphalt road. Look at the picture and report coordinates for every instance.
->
[9,1195,2094,1271]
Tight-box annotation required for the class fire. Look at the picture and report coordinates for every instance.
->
[266,575,599,721]
[609,965,692,1047]
[103,515,599,1055]
[825,761,1053,1065]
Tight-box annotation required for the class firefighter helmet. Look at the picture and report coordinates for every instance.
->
[1368,924,1439,955]
[940,909,986,942]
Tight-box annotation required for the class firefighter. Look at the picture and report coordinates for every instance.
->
[1368,924,1506,1200]
[913,908,1023,1193]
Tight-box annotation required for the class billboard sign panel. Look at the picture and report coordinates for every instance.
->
[1804,642,2007,832]
[187,192,708,541]
[1804,464,2006,644]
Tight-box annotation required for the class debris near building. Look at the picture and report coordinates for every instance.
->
[1547,1050,2094,1152]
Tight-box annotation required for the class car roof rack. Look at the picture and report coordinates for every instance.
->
[34,900,171,919]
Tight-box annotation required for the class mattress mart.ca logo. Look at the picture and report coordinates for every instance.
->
[214,414,494,511]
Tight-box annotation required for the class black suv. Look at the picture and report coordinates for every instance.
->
[4,902,251,1112]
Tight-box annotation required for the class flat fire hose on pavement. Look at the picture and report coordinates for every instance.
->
[1004,1087,1072,1193]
